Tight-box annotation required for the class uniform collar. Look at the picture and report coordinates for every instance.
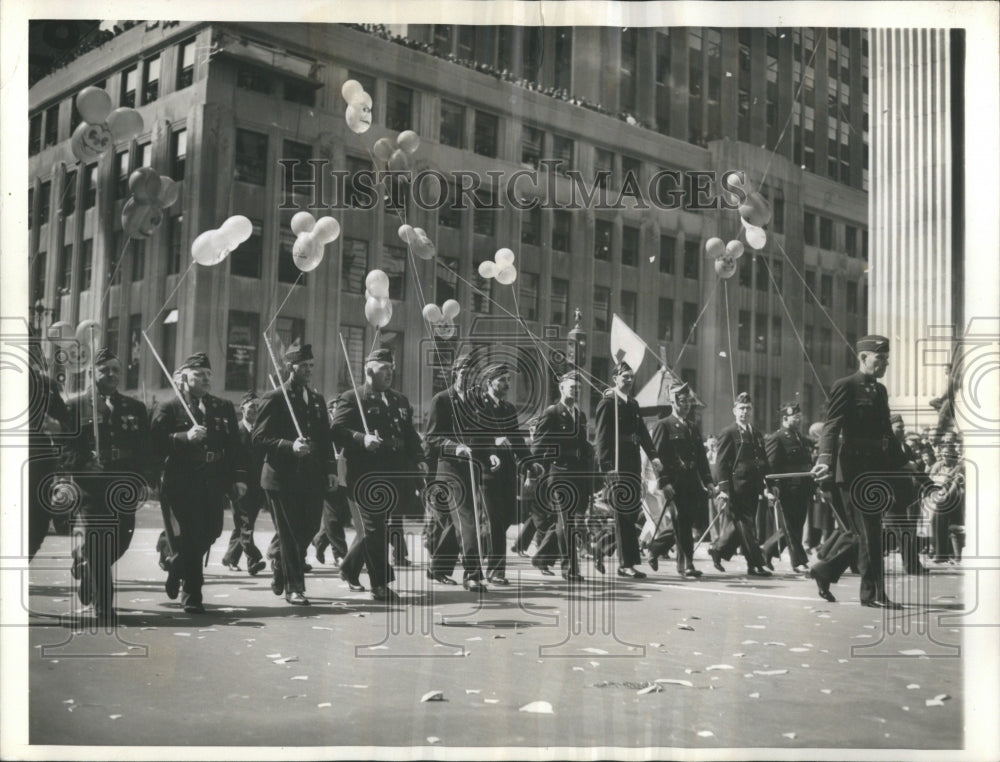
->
[612,388,628,402]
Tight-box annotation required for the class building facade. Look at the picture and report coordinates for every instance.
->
[28,22,869,432]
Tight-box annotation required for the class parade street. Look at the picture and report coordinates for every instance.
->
[26,504,963,751]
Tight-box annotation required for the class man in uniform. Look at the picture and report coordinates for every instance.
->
[150,353,247,613]
[708,393,772,577]
[423,354,475,588]
[811,335,909,608]
[886,413,928,574]
[531,370,593,582]
[253,344,332,606]
[220,390,267,576]
[650,381,715,577]
[331,348,424,603]
[312,398,352,568]
[57,348,151,624]
[761,402,813,572]
[594,361,662,579]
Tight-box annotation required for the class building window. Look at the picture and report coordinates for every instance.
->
[804,269,816,298]
[44,104,59,147]
[436,256,459,304]
[284,79,316,107]
[682,301,699,345]
[472,269,494,313]
[594,219,612,261]
[62,170,77,216]
[803,211,816,246]
[739,255,752,288]
[80,239,93,290]
[276,316,306,356]
[171,129,187,179]
[162,321,177,375]
[737,372,750,396]
[438,192,462,229]
[521,125,543,169]
[845,224,857,257]
[59,243,73,293]
[473,110,498,157]
[277,222,304,285]
[386,82,413,132]
[771,191,785,234]
[142,55,160,103]
[621,156,641,188]
[28,187,34,229]
[804,325,815,356]
[237,66,273,95]
[520,272,540,321]
[136,142,151,168]
[433,24,453,55]
[847,280,858,313]
[756,256,769,292]
[755,312,768,353]
[621,225,639,267]
[282,139,314,197]
[658,298,674,342]
[594,147,613,188]
[225,311,260,391]
[738,310,751,351]
[473,189,495,237]
[338,325,365,392]
[29,113,42,155]
[620,28,638,112]
[344,155,370,209]
[84,164,98,209]
[107,236,123,285]
[861,229,869,261]
[683,238,700,279]
[819,327,832,364]
[593,286,611,332]
[177,38,196,89]
[125,315,142,389]
[440,100,465,148]
[551,134,573,174]
[32,250,46,302]
[167,214,184,275]
[659,234,676,274]
[457,25,475,59]
[820,274,833,307]
[771,259,783,291]
[382,244,407,301]
[121,65,137,108]
[235,129,268,186]
[819,216,833,249]
[620,290,637,328]
[551,277,569,325]
[772,316,782,355]
[522,27,543,82]
[341,238,368,294]
[521,205,541,246]
[115,150,130,198]
[132,241,145,282]
[230,218,262,278]
[552,210,571,252]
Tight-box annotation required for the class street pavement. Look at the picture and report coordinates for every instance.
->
[23,503,965,752]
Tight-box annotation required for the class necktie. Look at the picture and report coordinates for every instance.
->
[100,394,113,420]
[191,399,204,425]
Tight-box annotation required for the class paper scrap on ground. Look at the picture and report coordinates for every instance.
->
[749,692,760,699]
[637,685,661,695]
[754,669,789,676]
[783,732,797,739]
[581,648,608,655]
[519,701,553,714]
[427,737,441,744]
[109,714,122,720]
[654,679,693,688]
[900,649,927,656]
[677,624,694,631]
[317,702,331,708]
[706,665,734,671]
[421,691,445,702]
[273,657,298,665]
[697,730,714,738]
[291,676,308,681]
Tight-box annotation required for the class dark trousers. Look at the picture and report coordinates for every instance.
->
[931,495,964,561]
[265,487,323,595]
[534,470,589,574]
[481,478,516,578]
[161,478,226,606]
[424,495,460,576]
[72,481,138,613]
[28,452,63,561]
[313,489,351,560]
[340,497,394,589]
[762,490,810,568]
[222,490,265,566]
[435,467,485,582]
[712,493,766,568]
[844,485,890,604]
[810,526,859,586]
[670,477,704,572]
[606,473,643,568]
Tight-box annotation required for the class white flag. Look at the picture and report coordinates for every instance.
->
[610,314,644,372]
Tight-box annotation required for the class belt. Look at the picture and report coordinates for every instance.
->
[203,450,224,463]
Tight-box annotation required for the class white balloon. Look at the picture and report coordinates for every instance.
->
[75,319,101,343]
[434,318,457,340]
[725,240,745,259]
[495,264,518,285]
[365,296,392,328]
[422,303,444,324]
[705,237,726,259]
[413,237,436,260]
[397,130,420,154]
[366,269,390,298]
[220,215,253,245]
[478,260,498,279]
[494,248,515,266]
[293,234,324,272]
[745,225,767,250]
[345,104,372,134]
[312,216,341,244]
[341,79,365,102]
[350,91,373,110]
[192,230,223,265]
[290,211,316,235]
[397,224,416,244]
[441,299,461,320]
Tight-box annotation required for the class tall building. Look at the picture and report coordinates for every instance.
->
[28,22,869,431]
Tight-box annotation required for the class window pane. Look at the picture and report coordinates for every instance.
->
[226,310,260,391]
[177,38,195,89]
[121,66,137,108]
[474,110,498,157]
[683,238,700,279]
[620,290,637,327]
[621,225,639,267]
[382,244,407,300]
[520,205,541,245]
[682,302,699,345]
[472,270,493,313]
[772,315,782,356]
[521,125,543,169]
[116,151,130,198]
[755,312,768,353]
[551,277,569,325]
[62,171,76,216]
[237,66,273,94]
[594,219,612,261]
[230,219,262,278]
[84,164,98,209]
[519,272,539,322]
[738,309,751,350]
[235,129,268,185]
[167,214,185,275]
[659,234,676,274]
[80,239,93,290]
[551,134,573,174]
[143,55,160,103]
[341,238,368,293]
[593,286,610,332]
[440,100,465,148]
[282,139,313,195]
[131,241,145,282]
[171,129,187,179]
[386,82,413,132]
[658,298,674,342]
[552,210,571,251]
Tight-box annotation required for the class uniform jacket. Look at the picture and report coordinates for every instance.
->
[817,371,907,484]
[330,383,423,489]
[715,422,769,500]
[765,426,814,493]
[149,393,246,492]
[252,384,333,491]
[532,402,593,472]
[62,388,151,482]
[465,392,527,485]
[650,413,712,492]
[424,388,475,485]
[594,390,656,476]
[239,423,266,502]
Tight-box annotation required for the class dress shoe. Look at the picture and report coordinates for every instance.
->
[532,561,555,576]
[315,546,326,565]
[248,559,266,577]
[810,569,836,602]
[165,573,180,601]
[594,556,606,574]
[302,562,313,573]
[372,586,402,603]
[183,602,206,614]
[708,547,725,572]
[332,555,344,568]
[755,566,772,577]
[862,597,902,610]
[463,578,487,593]
[271,562,285,596]
[339,570,366,593]
[285,592,310,606]
[511,545,527,558]
[562,571,585,582]
[225,563,241,572]
[762,555,775,572]
[646,553,659,572]
[747,567,766,577]
[793,564,810,574]
[488,575,510,586]
[683,567,703,578]
[427,571,458,585]
[617,567,647,579]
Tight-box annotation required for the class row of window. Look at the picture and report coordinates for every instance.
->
[29,37,196,155]
[803,209,868,258]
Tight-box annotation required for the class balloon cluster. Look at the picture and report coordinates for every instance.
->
[397,223,435,260]
[341,79,373,134]
[364,270,393,328]
[373,130,420,173]
[421,299,461,338]
[734,176,772,251]
[290,212,341,272]
[122,167,180,239]
[48,318,103,371]
[191,216,253,266]
[477,248,518,286]
[705,237,745,280]
[70,86,143,162]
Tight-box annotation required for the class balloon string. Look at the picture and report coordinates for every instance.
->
[674,279,721,367]
[510,287,569,388]
[262,271,304,337]
[98,236,132,321]
[145,258,196,334]
[371,325,381,354]
[723,280,737,403]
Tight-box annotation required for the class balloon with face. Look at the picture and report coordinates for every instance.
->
[121,197,164,239]
[714,255,738,279]
[129,167,162,203]
[71,122,113,161]
[345,103,372,134]
[365,296,393,328]
[495,264,518,285]
[422,303,443,324]
[293,234,324,272]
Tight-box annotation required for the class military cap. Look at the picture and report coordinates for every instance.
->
[612,360,634,376]
[857,335,890,353]
[482,361,514,381]
[179,352,211,371]
[780,401,801,417]
[93,347,118,366]
[669,381,691,398]
[366,347,395,365]
[734,391,753,405]
[285,343,313,363]
[889,413,904,425]
[559,369,582,383]
[239,389,258,407]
